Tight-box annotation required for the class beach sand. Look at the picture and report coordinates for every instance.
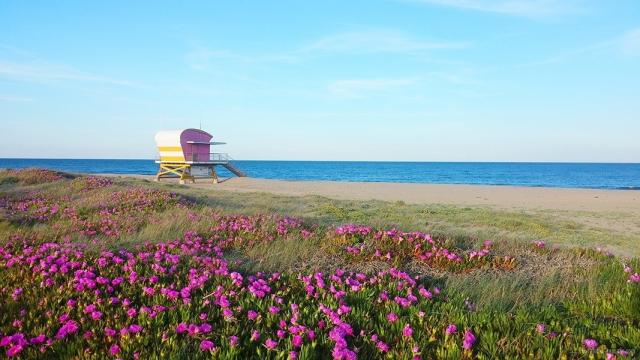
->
[110,175,640,214]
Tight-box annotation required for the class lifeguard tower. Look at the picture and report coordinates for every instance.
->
[154,128,246,184]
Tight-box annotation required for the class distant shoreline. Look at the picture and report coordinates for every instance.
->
[101,173,640,214]
[2,159,640,190]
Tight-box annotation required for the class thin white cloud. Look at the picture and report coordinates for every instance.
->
[0,60,136,86]
[0,94,33,102]
[303,29,468,54]
[328,78,418,98]
[620,27,640,57]
[520,27,640,67]
[186,29,469,71]
[409,0,577,17]
[185,48,247,70]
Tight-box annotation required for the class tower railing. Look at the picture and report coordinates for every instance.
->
[184,153,230,163]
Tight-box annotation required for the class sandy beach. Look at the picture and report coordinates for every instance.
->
[111,174,640,214]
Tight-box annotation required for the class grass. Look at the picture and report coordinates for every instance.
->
[1,169,639,358]
[114,176,640,257]
[1,171,638,310]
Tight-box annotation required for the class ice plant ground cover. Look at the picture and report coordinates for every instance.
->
[0,169,639,359]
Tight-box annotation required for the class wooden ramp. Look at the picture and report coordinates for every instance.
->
[222,162,247,177]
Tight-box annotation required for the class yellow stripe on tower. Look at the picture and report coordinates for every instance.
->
[159,156,186,162]
[158,146,183,152]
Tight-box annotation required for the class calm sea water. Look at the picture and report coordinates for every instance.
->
[1,158,639,190]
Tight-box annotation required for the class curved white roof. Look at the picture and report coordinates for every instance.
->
[155,130,184,147]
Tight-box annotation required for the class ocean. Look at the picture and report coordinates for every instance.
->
[0,158,639,190]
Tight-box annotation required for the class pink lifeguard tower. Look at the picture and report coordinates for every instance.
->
[154,128,245,184]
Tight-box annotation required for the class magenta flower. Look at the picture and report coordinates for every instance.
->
[29,334,46,345]
[229,335,239,347]
[200,340,215,351]
[386,312,398,322]
[90,311,103,320]
[7,344,23,357]
[462,330,476,350]
[265,338,278,350]
[403,324,413,337]
[176,323,188,334]
[536,323,545,334]
[583,338,598,350]
[376,341,390,353]
[445,324,457,335]
[109,344,120,356]
[104,328,117,337]
[247,310,258,320]
[292,335,303,348]
[251,330,261,341]
[222,309,234,318]
[199,323,212,333]
[11,288,23,301]
[129,324,143,334]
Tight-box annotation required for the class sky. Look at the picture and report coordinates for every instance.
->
[1,0,639,162]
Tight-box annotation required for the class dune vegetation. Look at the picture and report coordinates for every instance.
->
[0,168,638,359]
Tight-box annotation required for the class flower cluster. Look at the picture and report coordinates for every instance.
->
[338,225,515,272]
[0,232,492,358]
[70,176,113,191]
[0,168,64,185]
[0,170,638,358]
[623,264,640,284]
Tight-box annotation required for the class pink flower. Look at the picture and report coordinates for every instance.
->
[265,338,278,350]
[199,323,212,333]
[7,344,23,357]
[403,324,413,337]
[200,340,215,351]
[386,312,398,322]
[536,324,545,334]
[229,335,239,347]
[445,324,457,335]
[247,310,258,320]
[176,323,188,334]
[30,334,46,345]
[91,311,103,320]
[292,335,303,348]
[222,309,233,318]
[251,330,261,341]
[142,286,155,296]
[11,288,22,301]
[583,338,598,350]
[376,341,390,353]
[109,344,120,356]
[129,324,143,334]
[463,330,476,350]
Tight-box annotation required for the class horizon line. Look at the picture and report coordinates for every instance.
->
[1,157,639,165]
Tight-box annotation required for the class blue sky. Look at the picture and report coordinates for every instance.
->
[1,0,639,161]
